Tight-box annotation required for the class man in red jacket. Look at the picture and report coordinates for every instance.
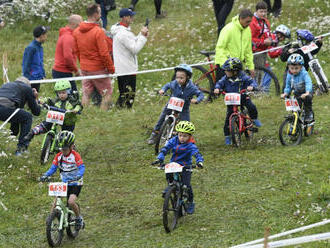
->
[52,15,83,92]
[73,3,115,111]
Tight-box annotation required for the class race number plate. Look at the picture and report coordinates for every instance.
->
[167,97,184,112]
[165,162,183,174]
[224,93,241,105]
[46,110,65,125]
[301,42,318,54]
[285,98,300,111]
[48,182,68,197]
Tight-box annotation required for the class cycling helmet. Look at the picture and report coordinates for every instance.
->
[175,121,195,135]
[275,24,291,38]
[174,64,193,78]
[57,131,75,148]
[296,29,314,42]
[287,53,304,65]
[54,80,71,92]
[222,57,243,71]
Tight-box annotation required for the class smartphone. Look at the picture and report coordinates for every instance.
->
[145,18,149,27]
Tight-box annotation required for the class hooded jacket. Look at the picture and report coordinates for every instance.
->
[215,16,254,70]
[215,71,258,93]
[110,23,147,74]
[284,67,313,95]
[53,26,78,73]
[73,22,114,73]
[22,40,45,80]
[250,14,272,52]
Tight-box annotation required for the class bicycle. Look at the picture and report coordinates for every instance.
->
[222,89,258,147]
[279,96,314,146]
[152,162,202,233]
[192,51,280,100]
[44,179,84,247]
[154,96,184,154]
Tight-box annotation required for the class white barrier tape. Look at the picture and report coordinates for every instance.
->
[29,32,330,85]
[0,108,20,130]
[3,66,9,83]
[231,219,330,248]
[0,200,8,211]
[243,232,330,248]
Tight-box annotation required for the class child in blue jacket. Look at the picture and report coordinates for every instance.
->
[281,53,314,121]
[214,57,261,145]
[153,121,204,214]
[147,64,204,145]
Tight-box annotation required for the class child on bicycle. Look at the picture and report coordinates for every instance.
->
[281,53,314,122]
[213,57,261,145]
[24,79,82,142]
[153,121,204,215]
[147,64,204,145]
[40,131,85,229]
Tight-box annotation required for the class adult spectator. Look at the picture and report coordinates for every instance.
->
[263,0,281,17]
[95,0,116,28]
[110,8,148,108]
[212,0,235,37]
[129,0,166,18]
[52,15,83,92]
[0,77,40,156]
[214,9,254,82]
[73,3,115,111]
[22,25,49,92]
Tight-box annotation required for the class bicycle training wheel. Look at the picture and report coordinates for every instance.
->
[46,210,63,247]
[255,66,280,96]
[66,207,80,238]
[163,185,180,233]
[191,65,215,101]
[279,119,303,146]
[230,115,241,147]
[40,134,53,165]
[155,118,173,154]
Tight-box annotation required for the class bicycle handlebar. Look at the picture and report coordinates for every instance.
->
[41,103,80,114]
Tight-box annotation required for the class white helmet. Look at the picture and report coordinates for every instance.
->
[275,24,291,38]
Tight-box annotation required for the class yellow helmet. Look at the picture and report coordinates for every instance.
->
[175,121,195,134]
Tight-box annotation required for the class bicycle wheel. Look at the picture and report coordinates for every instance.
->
[40,134,54,165]
[46,210,63,247]
[163,185,180,233]
[230,115,241,147]
[244,119,254,142]
[191,65,215,101]
[66,208,80,238]
[155,118,173,154]
[312,63,329,94]
[255,66,280,95]
[279,118,303,146]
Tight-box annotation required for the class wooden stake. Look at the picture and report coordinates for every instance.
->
[264,227,270,248]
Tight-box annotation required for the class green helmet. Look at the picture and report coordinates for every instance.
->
[57,131,75,148]
[54,80,71,92]
[175,121,195,135]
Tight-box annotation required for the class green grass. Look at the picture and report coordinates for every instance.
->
[1,0,330,247]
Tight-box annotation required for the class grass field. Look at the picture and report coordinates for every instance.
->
[0,0,330,247]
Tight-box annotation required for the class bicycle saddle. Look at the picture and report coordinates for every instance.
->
[199,50,215,56]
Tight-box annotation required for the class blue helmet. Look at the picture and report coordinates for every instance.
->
[174,64,193,78]
[275,24,291,38]
[287,53,304,65]
[222,57,243,71]
[296,29,314,42]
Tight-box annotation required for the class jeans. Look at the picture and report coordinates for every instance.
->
[52,69,77,92]
[166,167,193,202]
[0,105,32,148]
[154,105,190,131]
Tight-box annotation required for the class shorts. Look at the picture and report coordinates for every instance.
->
[82,70,112,96]
[67,185,82,200]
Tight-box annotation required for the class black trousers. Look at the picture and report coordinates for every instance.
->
[263,0,282,12]
[212,0,235,36]
[116,75,136,108]
[52,69,77,92]
[130,0,162,14]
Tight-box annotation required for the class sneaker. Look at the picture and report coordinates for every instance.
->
[23,131,34,143]
[15,146,27,156]
[147,131,158,145]
[75,216,84,230]
[155,10,167,19]
[186,202,195,214]
[253,119,262,127]
[225,136,232,145]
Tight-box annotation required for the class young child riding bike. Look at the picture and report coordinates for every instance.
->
[147,64,204,145]
[40,131,85,229]
[281,53,314,122]
[153,121,204,215]
[213,57,261,145]
[24,79,83,142]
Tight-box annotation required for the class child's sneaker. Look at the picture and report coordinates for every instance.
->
[75,216,84,230]
[253,119,262,127]
[15,146,28,156]
[147,131,158,145]
[186,202,195,214]
[225,136,232,145]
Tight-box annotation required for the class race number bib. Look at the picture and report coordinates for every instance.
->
[167,97,184,112]
[301,42,318,54]
[48,182,68,197]
[224,93,241,105]
[164,162,183,174]
[285,98,300,111]
[46,110,65,125]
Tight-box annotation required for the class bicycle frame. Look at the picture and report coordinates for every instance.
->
[163,111,179,139]
[40,123,59,152]
[54,196,74,230]
[229,105,254,135]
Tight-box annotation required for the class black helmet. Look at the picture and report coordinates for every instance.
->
[222,57,243,71]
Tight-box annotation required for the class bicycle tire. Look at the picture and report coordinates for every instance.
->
[66,207,80,238]
[191,65,215,101]
[312,63,328,94]
[155,118,174,154]
[230,115,241,147]
[279,118,303,146]
[255,66,280,95]
[244,118,254,142]
[46,210,63,247]
[163,185,180,233]
[40,134,54,165]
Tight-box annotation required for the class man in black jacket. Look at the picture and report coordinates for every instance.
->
[0,77,41,155]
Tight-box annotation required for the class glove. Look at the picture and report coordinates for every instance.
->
[39,175,49,182]
[151,159,162,166]
[196,162,204,169]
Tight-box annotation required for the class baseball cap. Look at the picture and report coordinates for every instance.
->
[119,8,136,18]
[33,25,49,38]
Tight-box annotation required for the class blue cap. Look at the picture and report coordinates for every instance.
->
[119,8,136,18]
